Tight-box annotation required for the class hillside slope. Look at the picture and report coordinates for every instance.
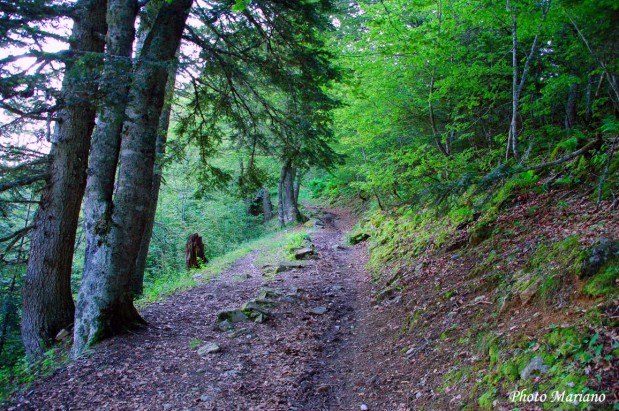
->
[348,191,618,410]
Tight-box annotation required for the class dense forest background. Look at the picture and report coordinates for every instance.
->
[0,0,618,403]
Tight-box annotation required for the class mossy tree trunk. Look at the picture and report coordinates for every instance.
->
[21,0,107,360]
[278,160,304,226]
[132,62,177,296]
[72,0,192,357]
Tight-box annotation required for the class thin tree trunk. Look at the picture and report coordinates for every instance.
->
[21,0,107,360]
[429,69,449,157]
[278,160,304,226]
[506,0,551,162]
[585,74,594,123]
[293,175,301,205]
[565,11,619,107]
[72,0,192,357]
[507,0,520,162]
[262,187,273,222]
[132,62,177,296]
[596,137,618,209]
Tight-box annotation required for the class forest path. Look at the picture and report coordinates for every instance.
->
[10,207,404,411]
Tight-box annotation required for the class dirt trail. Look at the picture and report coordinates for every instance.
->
[9,207,408,411]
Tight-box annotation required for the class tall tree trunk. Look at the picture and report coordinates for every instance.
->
[132,63,177,296]
[506,0,550,162]
[21,0,107,360]
[293,175,301,205]
[278,160,304,226]
[72,0,192,357]
[507,0,521,162]
[262,187,273,222]
[81,0,138,301]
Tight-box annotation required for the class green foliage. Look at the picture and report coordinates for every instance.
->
[492,171,540,209]
[461,323,614,410]
[189,338,202,350]
[0,347,68,403]
[143,155,271,283]
[318,0,619,213]
[139,268,199,306]
[285,232,310,255]
[514,235,586,304]
[582,263,619,297]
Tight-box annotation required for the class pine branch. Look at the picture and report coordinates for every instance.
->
[0,173,49,193]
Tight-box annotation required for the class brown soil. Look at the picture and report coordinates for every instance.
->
[8,208,407,411]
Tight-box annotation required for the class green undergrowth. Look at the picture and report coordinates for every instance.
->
[582,263,618,297]
[342,177,617,409]
[139,227,310,304]
[350,208,454,279]
[0,345,69,403]
[448,319,617,410]
[254,228,311,269]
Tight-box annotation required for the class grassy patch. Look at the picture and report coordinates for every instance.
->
[582,263,618,297]
[254,228,311,269]
[0,346,69,403]
[452,323,616,410]
[139,228,308,305]
[189,338,202,350]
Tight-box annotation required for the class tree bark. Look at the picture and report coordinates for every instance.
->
[293,177,300,205]
[21,0,107,360]
[132,63,177,296]
[262,187,273,222]
[508,0,520,162]
[72,0,192,357]
[81,0,138,299]
[278,160,304,226]
[506,0,551,162]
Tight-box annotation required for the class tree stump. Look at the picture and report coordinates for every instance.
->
[186,233,207,269]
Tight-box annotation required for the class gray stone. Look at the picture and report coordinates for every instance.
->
[217,309,248,323]
[294,247,316,260]
[253,313,267,323]
[310,306,328,315]
[520,356,549,380]
[276,261,308,273]
[580,238,619,278]
[242,301,270,315]
[257,288,282,300]
[197,343,221,356]
[227,328,249,338]
[200,395,213,402]
[513,270,541,305]
[215,319,234,332]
